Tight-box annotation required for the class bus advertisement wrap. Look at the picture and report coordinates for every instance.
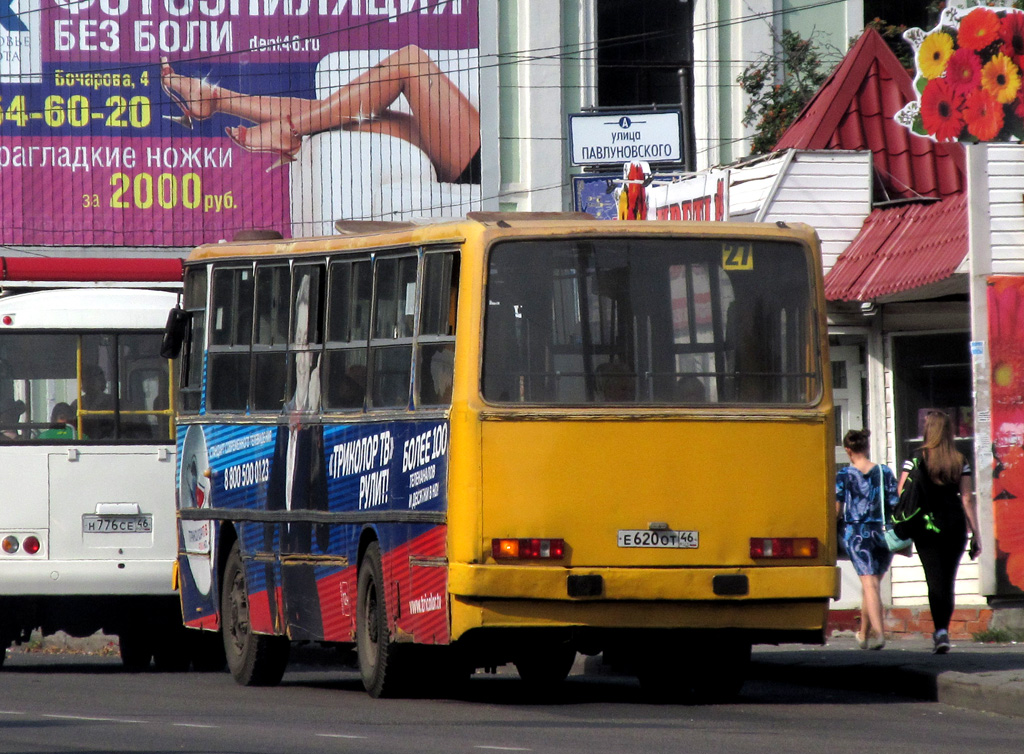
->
[176,420,449,643]
[0,0,480,246]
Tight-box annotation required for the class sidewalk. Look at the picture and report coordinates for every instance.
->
[751,634,1024,718]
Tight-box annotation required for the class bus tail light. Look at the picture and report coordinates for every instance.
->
[2,535,42,555]
[750,537,818,559]
[492,538,566,560]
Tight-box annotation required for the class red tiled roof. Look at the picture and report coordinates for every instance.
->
[774,27,965,200]
[823,194,967,302]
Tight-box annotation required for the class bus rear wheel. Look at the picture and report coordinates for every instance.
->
[357,542,409,698]
[221,541,289,686]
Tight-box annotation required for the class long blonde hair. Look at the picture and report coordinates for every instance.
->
[920,411,963,485]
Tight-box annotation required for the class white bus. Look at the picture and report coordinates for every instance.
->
[0,258,221,671]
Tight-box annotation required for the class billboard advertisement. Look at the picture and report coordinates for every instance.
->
[987,276,1024,598]
[897,5,1024,144]
[0,0,481,246]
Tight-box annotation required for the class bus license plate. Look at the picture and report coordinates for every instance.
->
[618,530,698,548]
[82,515,153,534]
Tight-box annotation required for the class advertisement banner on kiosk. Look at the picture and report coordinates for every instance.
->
[986,276,1024,598]
[0,0,480,247]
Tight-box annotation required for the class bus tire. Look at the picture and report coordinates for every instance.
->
[221,541,289,686]
[357,542,408,698]
[514,643,577,687]
[118,627,153,671]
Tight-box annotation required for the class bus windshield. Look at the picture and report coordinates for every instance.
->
[0,332,171,442]
[482,236,820,405]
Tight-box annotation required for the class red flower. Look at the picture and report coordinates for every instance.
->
[945,48,983,95]
[920,78,966,141]
[963,88,1004,141]
[958,7,1002,52]
[1000,10,1024,67]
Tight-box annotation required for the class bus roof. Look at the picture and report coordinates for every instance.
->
[185,215,820,262]
[0,257,183,290]
[0,288,179,330]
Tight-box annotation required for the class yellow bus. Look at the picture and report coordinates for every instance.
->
[164,213,837,700]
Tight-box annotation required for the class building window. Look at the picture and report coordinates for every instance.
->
[892,332,972,466]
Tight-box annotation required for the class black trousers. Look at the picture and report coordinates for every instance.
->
[914,517,968,632]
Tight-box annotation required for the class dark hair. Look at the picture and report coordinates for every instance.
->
[843,428,870,454]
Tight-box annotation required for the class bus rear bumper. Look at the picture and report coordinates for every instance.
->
[448,563,839,641]
[0,560,177,596]
[449,562,839,601]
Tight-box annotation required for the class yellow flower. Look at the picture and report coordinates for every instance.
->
[982,52,1021,105]
[918,32,954,79]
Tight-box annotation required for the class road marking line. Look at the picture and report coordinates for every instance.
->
[474,748,532,751]
[173,723,219,728]
[317,733,368,739]
[0,711,25,715]
[42,714,147,724]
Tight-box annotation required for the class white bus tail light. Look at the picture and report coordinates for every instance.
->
[2,535,19,554]
[750,537,818,559]
[492,538,566,560]
[1,314,12,326]
[22,536,41,555]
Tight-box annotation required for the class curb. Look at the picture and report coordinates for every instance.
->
[936,670,1024,719]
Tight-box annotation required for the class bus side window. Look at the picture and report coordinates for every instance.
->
[369,256,416,408]
[417,252,458,406]
[179,266,207,414]
[208,266,254,412]
[288,263,325,413]
[324,259,369,411]
[252,263,290,412]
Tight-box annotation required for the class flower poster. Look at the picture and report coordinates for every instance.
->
[0,1,481,247]
[987,276,1024,596]
[897,5,1024,143]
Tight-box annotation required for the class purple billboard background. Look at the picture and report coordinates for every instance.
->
[0,0,478,246]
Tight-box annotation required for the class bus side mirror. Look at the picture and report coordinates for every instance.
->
[161,307,190,359]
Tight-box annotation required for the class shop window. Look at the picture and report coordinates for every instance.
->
[892,332,972,466]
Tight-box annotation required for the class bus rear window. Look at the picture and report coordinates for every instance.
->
[0,332,172,442]
[482,237,821,406]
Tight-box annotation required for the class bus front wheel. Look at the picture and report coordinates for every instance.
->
[221,541,289,686]
[357,542,408,698]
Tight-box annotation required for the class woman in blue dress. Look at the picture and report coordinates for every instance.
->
[836,428,898,650]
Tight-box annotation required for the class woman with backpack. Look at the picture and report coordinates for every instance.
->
[836,429,898,650]
[899,410,983,654]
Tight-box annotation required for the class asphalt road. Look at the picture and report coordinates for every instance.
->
[1,651,1022,754]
